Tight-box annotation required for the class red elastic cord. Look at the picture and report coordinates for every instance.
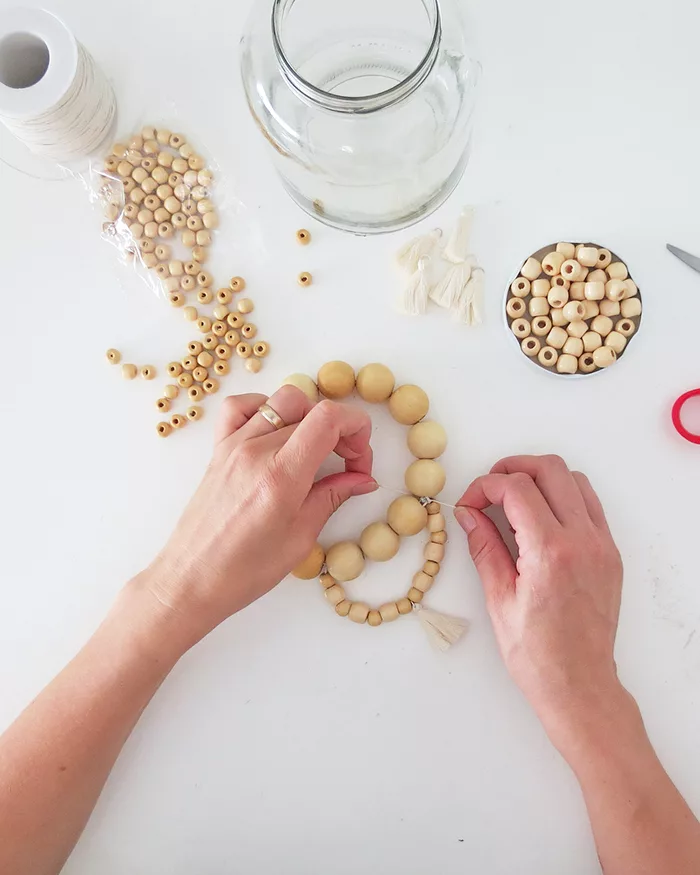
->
[671,389,700,445]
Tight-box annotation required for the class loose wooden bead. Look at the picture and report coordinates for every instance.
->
[182,199,198,217]
[106,348,121,364]
[585,281,605,301]
[216,345,232,360]
[164,384,179,399]
[167,260,183,277]
[170,413,187,429]
[253,341,269,358]
[172,157,188,174]
[599,299,620,318]
[605,279,626,302]
[225,330,240,346]
[142,252,158,269]
[356,363,395,403]
[150,164,167,184]
[360,522,400,561]
[179,276,195,292]
[556,242,576,259]
[192,246,208,264]
[348,602,370,624]
[521,257,542,280]
[521,336,541,357]
[615,319,636,338]
[215,360,230,376]
[546,326,568,349]
[169,292,185,307]
[189,385,204,402]
[203,211,219,230]
[196,271,212,288]
[577,246,599,267]
[297,271,313,287]
[203,334,218,351]
[389,385,429,425]
[140,365,156,380]
[104,155,120,172]
[605,331,627,353]
[510,277,530,297]
[144,221,159,239]
[428,512,446,533]
[189,337,205,356]
[550,308,568,327]
[213,304,229,321]
[592,345,617,368]
[556,353,578,374]
[211,320,227,338]
[197,289,213,304]
[316,361,355,399]
[423,559,440,576]
[167,361,183,377]
[156,151,173,170]
[281,374,318,402]
[397,597,413,616]
[196,229,212,247]
[183,306,198,321]
[582,331,603,352]
[197,197,214,214]
[168,172,184,188]
[156,422,172,438]
[529,297,549,318]
[325,585,345,607]
[387,495,428,536]
[569,281,586,301]
[531,316,552,336]
[550,275,570,289]
[567,319,588,339]
[591,315,613,337]
[123,202,139,221]
[547,286,568,308]
[412,571,434,594]
[139,177,156,195]
[129,221,144,240]
[538,346,558,368]
[582,300,600,320]
[426,501,440,514]
[117,159,133,178]
[172,212,187,229]
[606,261,628,280]
[182,355,197,371]
[197,317,212,334]
[156,184,173,202]
[623,279,638,299]
[245,358,262,374]
[531,278,550,298]
[542,252,565,276]
[506,297,527,319]
[561,259,585,281]
[379,602,400,622]
[587,269,607,284]
[511,317,531,339]
[241,323,257,340]
[237,297,254,314]
[595,249,612,269]
[326,541,365,581]
[156,397,171,413]
[621,297,642,318]
[196,350,213,368]
[405,459,445,497]
[177,372,194,388]
[203,378,220,395]
[121,363,137,380]
[236,342,253,358]
[431,531,448,545]
[563,301,586,322]
[578,353,597,374]
[407,421,447,459]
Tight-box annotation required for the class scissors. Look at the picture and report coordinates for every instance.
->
[668,244,700,444]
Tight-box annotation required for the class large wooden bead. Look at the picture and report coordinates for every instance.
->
[360,522,400,562]
[326,541,365,581]
[389,385,429,425]
[348,603,370,624]
[292,543,325,579]
[405,460,446,497]
[281,373,318,402]
[317,361,355,399]
[387,495,428,536]
[356,363,395,403]
[379,602,400,622]
[407,420,447,459]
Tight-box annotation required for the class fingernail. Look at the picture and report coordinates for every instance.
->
[351,479,378,497]
[455,507,477,533]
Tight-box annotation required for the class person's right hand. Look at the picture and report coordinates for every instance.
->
[455,455,625,755]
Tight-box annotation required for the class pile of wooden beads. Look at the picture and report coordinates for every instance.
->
[288,362,449,627]
[506,242,642,375]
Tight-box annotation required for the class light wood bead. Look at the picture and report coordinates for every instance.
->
[150,164,167,184]
[538,346,558,368]
[156,151,173,169]
[605,279,626,302]
[106,348,121,364]
[413,571,435,594]
[156,422,172,438]
[531,278,550,298]
[423,560,440,577]
[397,597,413,615]
[140,238,157,254]
[547,286,568,308]
[225,330,240,346]
[622,279,638,299]
[316,361,355,399]
[584,281,605,301]
[196,230,212,247]
[141,177,158,195]
[586,269,607,284]
[556,242,576,259]
[426,501,440,513]
[562,301,585,322]
[569,281,586,301]
[198,169,213,186]
[582,300,599,320]
[197,289,213,305]
[241,323,257,340]
[510,277,530,297]
[212,320,227,337]
[201,335,216,352]
[582,331,603,352]
[292,542,325,579]
[592,346,617,368]
[167,361,183,377]
[191,184,208,201]
[595,248,612,269]
[297,271,312,287]
[320,572,336,589]
[347,602,369,624]
[188,155,205,171]
[215,360,230,376]
[129,221,144,240]
[389,384,429,425]
[531,315,552,336]
[326,541,365,581]
[188,385,204,403]
[117,160,133,178]
[541,252,565,276]
[578,353,597,374]
[246,358,263,374]
[560,259,586,282]
[144,221,159,239]
[546,326,568,349]
[192,367,208,383]
[183,306,198,322]
[172,212,187,229]
[407,588,424,604]
[604,331,627,354]
[132,166,148,184]
[387,495,428,536]
[325,584,345,607]
[521,257,542,280]
[521,336,541,358]
[123,203,138,221]
[169,292,185,307]
[178,143,194,159]
[511,317,531,339]
[213,304,229,321]
[168,173,184,189]
[405,459,446,497]
[506,297,527,319]
[591,315,613,337]
[197,317,212,334]
[615,318,636,338]
[331,600,349,617]
[431,531,448,545]
[142,253,159,269]
[253,342,269,358]
[197,270,213,288]
[164,384,179,400]
[197,197,214,214]
[567,319,588,339]
[356,363,395,403]
[177,372,194,389]
[425,542,445,562]
[529,297,549,318]
[170,413,187,430]
[156,397,171,413]
[363,609,381,627]
[203,211,219,230]
[182,355,197,371]
[213,288,231,306]
[407,421,447,459]
[577,246,599,267]
[606,261,628,280]
[180,276,196,293]
[121,363,137,380]
[194,351,213,369]
[172,157,188,175]
[237,297,254,313]
[202,378,220,395]
[556,353,578,374]
[550,275,570,289]
[360,522,400,562]
[216,345,232,361]
[156,184,174,202]
[427,512,446,533]
[620,297,642,318]
[379,602,400,622]
[599,299,620,318]
[282,374,318,402]
[192,246,208,264]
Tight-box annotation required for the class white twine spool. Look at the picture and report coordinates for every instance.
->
[0,8,116,164]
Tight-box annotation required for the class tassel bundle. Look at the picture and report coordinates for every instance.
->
[415,606,469,651]
[400,255,431,315]
[396,228,442,273]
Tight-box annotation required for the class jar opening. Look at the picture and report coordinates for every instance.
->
[271,0,441,113]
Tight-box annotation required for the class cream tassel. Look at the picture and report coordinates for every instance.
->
[455,267,484,326]
[442,207,475,264]
[396,228,442,273]
[415,605,469,651]
[429,259,473,310]
[399,255,431,315]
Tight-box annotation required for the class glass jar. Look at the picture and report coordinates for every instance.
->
[240,0,480,234]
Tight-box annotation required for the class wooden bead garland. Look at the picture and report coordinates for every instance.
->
[290,362,467,650]
[100,126,272,435]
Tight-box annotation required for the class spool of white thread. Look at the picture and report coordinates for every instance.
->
[0,8,116,164]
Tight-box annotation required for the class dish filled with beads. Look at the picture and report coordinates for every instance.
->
[505,242,642,376]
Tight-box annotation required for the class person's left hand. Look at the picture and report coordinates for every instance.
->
[137,386,376,648]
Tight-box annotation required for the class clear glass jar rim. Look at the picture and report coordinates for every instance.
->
[270,0,442,114]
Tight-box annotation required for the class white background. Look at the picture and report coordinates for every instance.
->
[2,0,700,872]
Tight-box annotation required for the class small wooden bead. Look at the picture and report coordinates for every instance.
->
[521,336,541,357]
[167,260,183,277]
[192,246,208,264]
[511,317,531,339]
[281,374,318,402]
[506,297,527,319]
[367,610,383,627]
[397,597,413,616]
[582,331,603,352]
[567,320,588,339]
[622,279,638,299]
[237,297,254,314]
[177,372,194,388]
[215,360,230,376]
[425,542,445,562]
[531,278,550,298]
[245,358,262,374]
[141,177,158,195]
[172,157,188,174]
[550,275,570,289]
[117,160,133,178]
[203,333,218,351]
[203,378,220,395]
[211,320,227,338]
[356,363,395,403]
[569,281,586,301]
[197,197,214,214]
[550,308,568,327]
[591,315,613,337]
[236,342,253,358]
[379,602,400,623]
[593,346,617,368]
[577,246,599,267]
[333,600,350,617]
[599,299,620,317]
[317,361,355,399]
[326,541,365,581]
[595,248,612,269]
[123,202,139,221]
[131,166,148,184]
[182,199,198,216]
[144,221,159,239]
[605,279,626,302]
[156,397,171,413]
[196,230,212,247]
[546,326,568,349]
[538,346,558,368]
[319,572,336,590]
[191,185,208,201]
[563,301,586,322]
[405,588,423,605]
[606,261,628,280]
[172,212,187,229]
[141,238,158,255]
[604,331,627,354]
[510,277,530,297]
[578,353,597,374]
[167,361,183,377]
[407,421,447,459]
[106,348,121,364]
[182,355,197,371]
[203,211,219,230]
[168,172,184,188]
[531,316,552,337]
[253,341,269,358]
[189,385,204,402]
[428,512,446,533]
[621,297,642,318]
[423,559,440,577]
[541,252,565,276]
[547,286,569,308]
[170,413,187,429]
[296,228,311,245]
[164,384,179,400]
[213,304,229,321]
[426,501,441,514]
[150,165,168,184]
[180,276,196,292]
[412,571,434,594]
[587,269,607,284]
[197,317,212,334]
[325,584,345,606]
[187,340,203,356]
[169,292,185,307]
[225,330,240,346]
[360,522,400,561]
[387,495,428,536]
[521,257,542,281]
[431,531,448,545]
[183,306,198,321]
[529,297,549,318]
[195,351,213,368]
[197,289,213,304]
[582,300,599,320]
[405,459,446,498]
[129,222,144,240]
[156,422,172,438]
[156,184,174,202]
[556,353,578,374]
[560,259,585,281]
[216,344,232,361]
[241,323,257,339]
[104,155,119,172]
[585,281,605,301]
[121,363,138,380]
[198,169,213,186]
[389,384,429,425]
[298,272,312,287]
[188,155,205,171]
[348,603,370,624]
[615,318,636,338]
[230,276,246,292]
[556,242,576,259]
[157,151,174,169]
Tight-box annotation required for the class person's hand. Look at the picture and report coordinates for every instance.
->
[455,455,625,754]
[137,386,377,649]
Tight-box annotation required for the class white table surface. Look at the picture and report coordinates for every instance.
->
[2,0,700,872]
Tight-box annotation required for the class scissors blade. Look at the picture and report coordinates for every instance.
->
[667,244,700,274]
